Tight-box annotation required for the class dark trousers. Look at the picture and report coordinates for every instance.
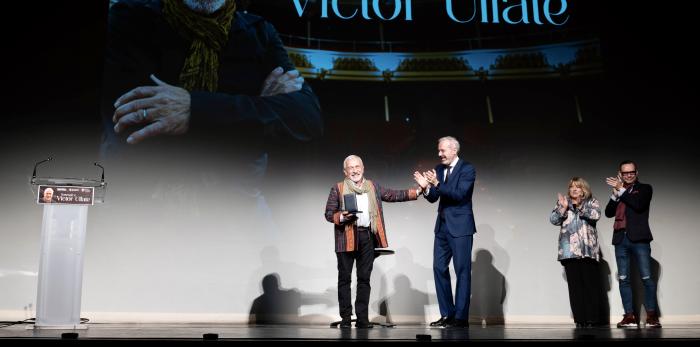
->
[336,227,375,323]
[433,216,473,320]
[561,258,602,324]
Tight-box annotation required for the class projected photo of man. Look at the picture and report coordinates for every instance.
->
[100,0,322,184]
[99,0,323,236]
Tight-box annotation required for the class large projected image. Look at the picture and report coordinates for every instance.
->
[1,0,698,328]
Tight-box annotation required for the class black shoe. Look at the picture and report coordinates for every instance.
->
[339,319,352,328]
[445,319,468,328]
[430,316,453,327]
[355,321,374,329]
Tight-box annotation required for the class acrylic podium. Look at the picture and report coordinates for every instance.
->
[29,157,106,329]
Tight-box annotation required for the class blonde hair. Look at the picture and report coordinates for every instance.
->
[568,177,591,200]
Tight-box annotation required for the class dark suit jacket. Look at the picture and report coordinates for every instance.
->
[424,159,477,237]
[101,0,322,160]
[604,181,653,245]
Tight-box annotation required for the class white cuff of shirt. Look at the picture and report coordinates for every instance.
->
[611,187,626,201]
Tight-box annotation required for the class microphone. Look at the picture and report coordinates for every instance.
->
[31,156,53,180]
[94,162,105,184]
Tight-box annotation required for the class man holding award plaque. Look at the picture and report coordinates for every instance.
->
[324,155,420,328]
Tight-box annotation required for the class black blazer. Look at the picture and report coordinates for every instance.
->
[100,0,323,158]
[604,181,653,245]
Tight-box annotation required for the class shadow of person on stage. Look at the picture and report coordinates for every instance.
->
[246,246,336,310]
[471,224,510,326]
[471,249,507,325]
[377,274,430,325]
[629,255,662,321]
[371,248,432,325]
[248,273,334,325]
[597,255,612,325]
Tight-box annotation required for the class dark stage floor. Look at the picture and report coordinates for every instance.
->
[2,323,700,345]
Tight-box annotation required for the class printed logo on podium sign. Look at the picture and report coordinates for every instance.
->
[37,185,94,205]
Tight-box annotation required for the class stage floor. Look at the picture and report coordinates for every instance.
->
[2,323,700,344]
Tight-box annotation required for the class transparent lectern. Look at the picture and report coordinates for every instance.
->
[29,157,106,329]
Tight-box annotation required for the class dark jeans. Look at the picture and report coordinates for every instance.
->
[615,232,658,313]
[336,227,375,323]
[561,258,602,324]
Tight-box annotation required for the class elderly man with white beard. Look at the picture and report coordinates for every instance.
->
[324,155,420,328]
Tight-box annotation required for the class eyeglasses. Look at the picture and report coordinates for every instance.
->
[620,171,637,176]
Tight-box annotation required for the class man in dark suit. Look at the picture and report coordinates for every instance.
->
[605,160,661,328]
[414,136,476,328]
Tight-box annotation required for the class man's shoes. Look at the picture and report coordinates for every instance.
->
[355,321,374,329]
[616,313,639,328]
[645,310,662,328]
[430,316,453,327]
[444,319,468,328]
[339,318,352,328]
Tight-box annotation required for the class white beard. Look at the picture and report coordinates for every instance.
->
[183,0,227,14]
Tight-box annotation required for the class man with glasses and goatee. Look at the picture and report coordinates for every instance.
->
[605,160,661,329]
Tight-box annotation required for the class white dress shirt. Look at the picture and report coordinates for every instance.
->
[355,193,371,227]
[444,156,459,182]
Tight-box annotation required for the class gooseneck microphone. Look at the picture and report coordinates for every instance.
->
[32,156,53,180]
[94,162,105,184]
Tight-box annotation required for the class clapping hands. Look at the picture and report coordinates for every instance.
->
[414,169,438,188]
[557,193,568,214]
[424,169,438,186]
[605,174,624,193]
